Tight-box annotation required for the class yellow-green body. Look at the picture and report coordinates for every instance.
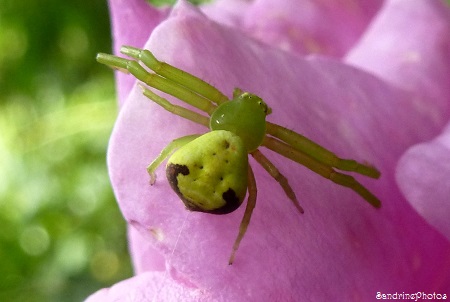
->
[97,46,382,263]
[166,130,248,214]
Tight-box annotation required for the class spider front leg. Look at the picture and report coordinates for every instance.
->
[97,47,229,116]
[140,85,209,128]
[120,46,229,106]
[147,134,201,184]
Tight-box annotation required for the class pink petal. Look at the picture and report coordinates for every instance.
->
[85,271,210,301]
[108,0,170,104]
[346,0,450,134]
[94,1,450,301]
[348,0,450,242]
[242,0,383,56]
[200,0,251,28]
[128,224,165,274]
[396,122,450,241]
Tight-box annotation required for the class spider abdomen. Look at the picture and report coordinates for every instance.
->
[166,130,248,214]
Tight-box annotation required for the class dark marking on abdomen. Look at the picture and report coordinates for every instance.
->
[208,188,241,214]
[166,163,189,196]
[166,163,242,215]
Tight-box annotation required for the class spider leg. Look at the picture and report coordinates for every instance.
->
[147,134,200,185]
[139,85,209,127]
[251,149,304,214]
[229,164,257,265]
[262,136,381,208]
[266,122,380,179]
[120,46,229,106]
[96,53,219,115]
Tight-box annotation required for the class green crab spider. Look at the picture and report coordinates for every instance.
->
[97,46,381,264]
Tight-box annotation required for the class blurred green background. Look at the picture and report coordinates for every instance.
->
[0,0,128,301]
[1,0,449,301]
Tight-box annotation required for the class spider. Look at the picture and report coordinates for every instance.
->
[97,46,381,264]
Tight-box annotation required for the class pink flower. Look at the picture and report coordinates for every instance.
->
[86,0,450,300]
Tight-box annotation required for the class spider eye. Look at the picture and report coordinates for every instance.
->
[257,100,271,115]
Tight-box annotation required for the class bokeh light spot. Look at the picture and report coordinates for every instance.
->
[59,25,89,59]
[55,234,89,275]
[90,250,120,282]
[0,24,28,64]
[19,225,50,256]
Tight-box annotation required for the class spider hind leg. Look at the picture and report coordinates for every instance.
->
[251,149,304,214]
[229,165,257,265]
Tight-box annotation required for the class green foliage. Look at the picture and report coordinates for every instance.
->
[0,0,132,301]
